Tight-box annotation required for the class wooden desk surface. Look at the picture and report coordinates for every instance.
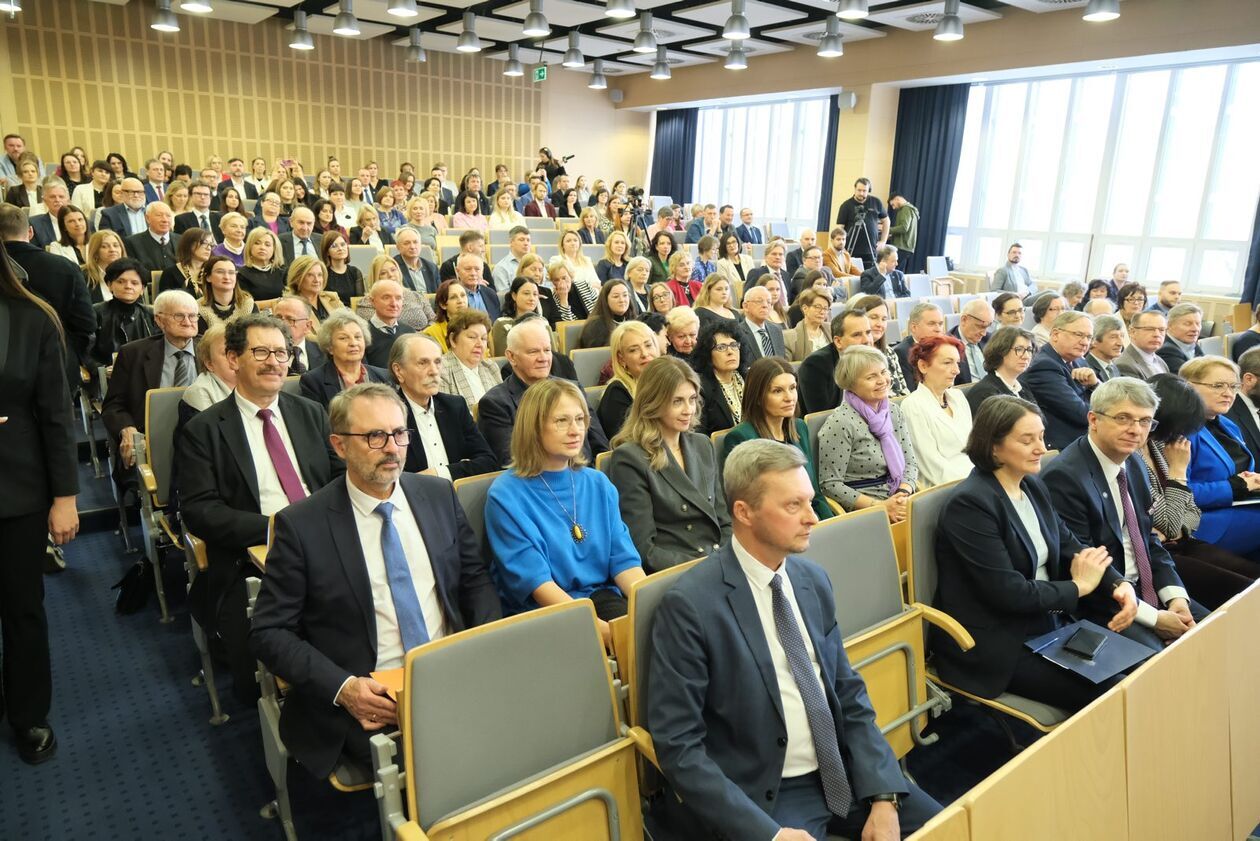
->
[248,545,267,572]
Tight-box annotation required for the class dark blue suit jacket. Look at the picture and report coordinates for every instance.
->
[933,471,1085,698]
[647,546,905,840]
[401,390,497,479]
[99,204,142,236]
[735,223,763,245]
[1042,437,1183,599]
[249,473,502,777]
[1019,345,1091,449]
[1187,415,1255,543]
[28,213,59,249]
[143,181,166,205]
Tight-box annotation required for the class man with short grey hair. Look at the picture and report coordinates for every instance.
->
[1082,297,1115,318]
[950,298,994,385]
[1085,315,1125,383]
[738,284,785,362]
[280,206,322,263]
[647,438,942,841]
[363,279,415,369]
[1156,303,1204,374]
[1116,310,1170,380]
[125,201,177,274]
[893,302,945,393]
[100,177,149,236]
[491,226,532,294]
[1020,311,1098,449]
[392,226,440,294]
[273,296,323,374]
[28,179,69,248]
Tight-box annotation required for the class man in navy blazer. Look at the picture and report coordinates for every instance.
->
[393,227,441,294]
[1042,377,1207,649]
[389,333,497,479]
[948,299,994,386]
[735,207,763,245]
[1019,311,1099,449]
[250,383,500,830]
[648,440,939,840]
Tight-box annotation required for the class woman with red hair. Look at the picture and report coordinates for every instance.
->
[901,333,974,487]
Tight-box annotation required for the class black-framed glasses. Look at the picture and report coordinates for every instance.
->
[1011,345,1035,357]
[1095,412,1159,431]
[713,341,740,352]
[249,346,291,363]
[337,428,411,449]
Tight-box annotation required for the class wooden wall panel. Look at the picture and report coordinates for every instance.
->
[3,0,543,180]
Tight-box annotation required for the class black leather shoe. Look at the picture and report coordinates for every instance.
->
[15,724,57,765]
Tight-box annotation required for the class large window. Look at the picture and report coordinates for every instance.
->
[946,61,1260,294]
[692,97,830,234]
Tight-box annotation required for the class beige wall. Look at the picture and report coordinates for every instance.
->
[0,0,645,187]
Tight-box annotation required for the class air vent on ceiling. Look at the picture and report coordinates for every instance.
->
[802,30,826,42]
[905,12,944,24]
[1037,0,1083,5]
[666,57,685,65]
[655,28,678,38]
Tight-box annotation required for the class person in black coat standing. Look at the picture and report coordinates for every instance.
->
[0,241,79,764]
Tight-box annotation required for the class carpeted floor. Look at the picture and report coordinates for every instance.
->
[0,521,1030,839]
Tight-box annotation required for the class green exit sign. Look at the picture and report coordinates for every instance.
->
[533,65,548,83]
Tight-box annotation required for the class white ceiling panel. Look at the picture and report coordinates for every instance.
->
[620,48,716,68]
[435,14,528,41]
[498,0,609,27]
[866,1,1002,31]
[387,31,468,52]
[291,14,397,39]
[686,37,793,57]
[320,0,444,26]
[761,19,887,44]
[540,33,633,57]
[176,0,278,23]
[598,15,714,43]
[673,0,807,29]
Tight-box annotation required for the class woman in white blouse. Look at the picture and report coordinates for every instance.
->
[900,334,974,488]
[488,188,526,230]
[553,230,600,310]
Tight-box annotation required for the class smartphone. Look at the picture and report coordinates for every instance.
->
[1063,626,1107,660]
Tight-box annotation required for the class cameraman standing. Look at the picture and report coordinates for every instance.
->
[834,177,888,269]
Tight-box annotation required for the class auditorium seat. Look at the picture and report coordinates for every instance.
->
[134,385,185,623]
[557,319,587,354]
[181,532,230,727]
[453,470,503,562]
[571,346,611,388]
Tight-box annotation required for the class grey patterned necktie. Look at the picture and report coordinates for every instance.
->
[173,350,192,387]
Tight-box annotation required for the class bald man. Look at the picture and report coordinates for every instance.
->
[100,177,149,236]
[363,279,416,369]
[125,201,177,274]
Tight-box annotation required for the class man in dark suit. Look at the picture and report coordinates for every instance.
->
[99,178,149,237]
[250,382,500,831]
[798,310,873,415]
[1043,377,1208,649]
[141,158,167,206]
[181,313,342,701]
[389,333,497,478]
[1085,314,1125,383]
[735,207,763,245]
[1156,303,1205,374]
[949,298,994,386]
[1019,311,1099,449]
[892,302,947,393]
[1,204,95,389]
[279,207,323,265]
[647,440,940,840]
[173,182,223,243]
[858,245,909,299]
[362,279,415,369]
[437,230,494,285]
[124,202,177,275]
[1115,310,1170,380]
[272,295,324,375]
[746,242,794,302]
[218,157,260,201]
[393,227,441,294]
[454,252,500,320]
[737,285,785,363]
[27,181,70,249]
[1227,347,1260,461]
[478,318,606,467]
[784,229,816,279]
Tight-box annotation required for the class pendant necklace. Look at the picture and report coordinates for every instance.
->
[538,470,586,543]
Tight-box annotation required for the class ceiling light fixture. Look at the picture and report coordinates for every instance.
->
[504,43,525,76]
[151,0,180,32]
[589,59,609,89]
[289,11,315,50]
[179,0,213,13]
[522,0,550,38]
[387,0,418,18]
[1082,0,1121,22]
[933,0,964,41]
[332,0,361,36]
[562,31,585,67]
[723,0,750,40]
[456,12,482,52]
[817,16,844,57]
[836,0,868,21]
[632,12,657,53]
[406,26,427,62]
[725,45,748,70]
[0,0,22,12]
[605,0,636,19]
[651,45,671,80]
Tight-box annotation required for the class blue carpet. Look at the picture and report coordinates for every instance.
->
[0,524,1024,839]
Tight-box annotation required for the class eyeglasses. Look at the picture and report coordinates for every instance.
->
[1192,381,1243,394]
[806,304,830,314]
[161,312,199,322]
[337,428,411,449]
[713,341,740,352]
[963,314,994,329]
[249,346,292,363]
[1095,412,1159,431]
[277,315,310,327]
[1131,324,1166,333]
[550,415,588,432]
[1059,329,1093,341]
[1002,307,1025,317]
[1011,345,1034,357]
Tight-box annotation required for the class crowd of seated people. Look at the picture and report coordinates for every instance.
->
[7,136,1258,841]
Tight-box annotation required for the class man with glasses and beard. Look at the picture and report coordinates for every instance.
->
[181,313,342,703]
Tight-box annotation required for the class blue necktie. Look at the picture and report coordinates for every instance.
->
[769,574,853,817]
[375,502,430,652]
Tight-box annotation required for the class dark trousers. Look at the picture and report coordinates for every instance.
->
[772,771,942,839]
[1007,648,1121,713]
[0,510,53,729]
[1166,537,1257,609]
[287,748,379,841]
[589,588,627,622]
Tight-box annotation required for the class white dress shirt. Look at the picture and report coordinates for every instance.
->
[345,476,446,670]
[404,393,451,479]
[235,392,311,516]
[1085,436,1188,628]
[731,536,824,778]
[459,360,488,403]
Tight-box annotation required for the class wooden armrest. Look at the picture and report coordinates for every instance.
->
[137,464,157,494]
[915,604,975,651]
[608,615,630,664]
[396,822,431,841]
[625,725,660,770]
[826,497,845,516]
[79,366,91,384]
[185,532,209,572]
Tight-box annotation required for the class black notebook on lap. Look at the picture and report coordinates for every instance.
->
[1024,619,1158,684]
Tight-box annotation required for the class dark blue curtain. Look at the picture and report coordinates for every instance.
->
[816,94,841,234]
[888,83,971,273]
[1242,194,1260,305]
[650,108,698,205]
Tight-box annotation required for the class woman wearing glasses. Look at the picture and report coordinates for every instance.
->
[783,288,833,362]
[298,309,392,409]
[965,326,1039,415]
[992,292,1026,329]
[485,379,645,644]
[1182,356,1260,559]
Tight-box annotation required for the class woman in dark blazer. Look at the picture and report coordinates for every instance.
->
[693,319,743,435]
[609,357,730,573]
[596,320,659,439]
[0,241,79,763]
[933,396,1130,713]
[964,325,1039,416]
[297,309,391,408]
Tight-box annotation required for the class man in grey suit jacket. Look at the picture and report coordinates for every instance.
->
[279,207,323,265]
[647,441,940,841]
[1115,310,1171,380]
[990,243,1037,298]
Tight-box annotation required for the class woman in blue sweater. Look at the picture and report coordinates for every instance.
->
[486,378,645,644]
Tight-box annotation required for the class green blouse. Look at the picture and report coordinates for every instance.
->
[718,418,834,521]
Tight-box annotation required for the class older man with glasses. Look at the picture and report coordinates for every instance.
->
[949,299,994,385]
[1020,310,1099,450]
[1116,310,1171,380]
[100,177,150,236]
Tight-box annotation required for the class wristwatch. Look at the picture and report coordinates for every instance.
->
[867,793,901,810]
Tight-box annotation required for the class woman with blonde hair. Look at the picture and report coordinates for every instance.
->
[694,273,738,327]
[285,255,344,323]
[665,250,701,308]
[598,320,660,437]
[485,378,645,636]
[488,187,526,230]
[212,211,249,266]
[237,227,287,300]
[540,262,589,327]
[163,179,190,215]
[595,230,629,284]
[553,229,600,310]
[402,194,441,250]
[354,255,436,331]
[609,356,730,572]
[82,230,127,303]
[195,255,257,333]
[349,205,393,250]
[758,274,789,326]
[578,206,606,245]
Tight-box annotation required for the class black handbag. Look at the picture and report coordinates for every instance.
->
[112,559,152,614]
